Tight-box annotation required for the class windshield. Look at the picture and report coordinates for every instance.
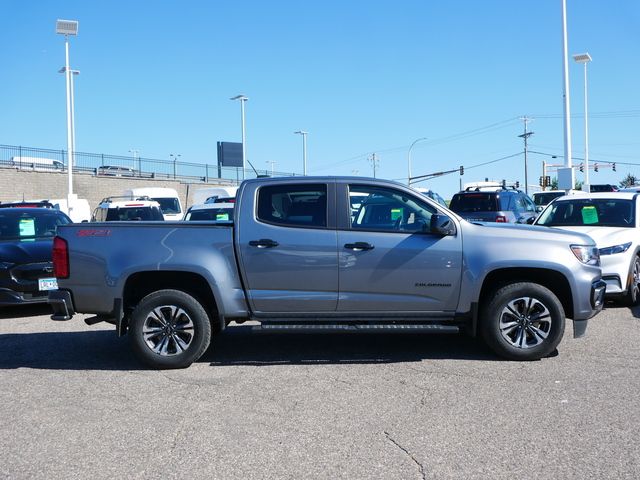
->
[449,193,498,212]
[533,192,565,206]
[153,197,181,214]
[185,207,234,222]
[106,207,165,221]
[536,198,634,227]
[0,210,70,240]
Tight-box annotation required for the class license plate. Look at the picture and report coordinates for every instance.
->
[38,277,58,291]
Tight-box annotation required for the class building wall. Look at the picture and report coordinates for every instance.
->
[0,169,236,211]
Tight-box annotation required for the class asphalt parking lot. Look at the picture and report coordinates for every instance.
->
[0,304,638,479]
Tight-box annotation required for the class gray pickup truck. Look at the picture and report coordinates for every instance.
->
[49,177,606,369]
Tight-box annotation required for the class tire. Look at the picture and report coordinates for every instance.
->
[480,282,565,361]
[624,256,640,307]
[129,289,212,369]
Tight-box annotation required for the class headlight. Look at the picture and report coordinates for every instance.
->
[571,245,600,266]
[599,242,632,256]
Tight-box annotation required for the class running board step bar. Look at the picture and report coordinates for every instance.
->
[253,324,460,333]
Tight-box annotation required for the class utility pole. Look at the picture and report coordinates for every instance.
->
[518,116,533,194]
[369,153,379,178]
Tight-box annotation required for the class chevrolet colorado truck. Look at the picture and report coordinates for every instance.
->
[49,177,606,369]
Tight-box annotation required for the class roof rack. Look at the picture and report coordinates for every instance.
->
[0,200,55,209]
[99,195,152,204]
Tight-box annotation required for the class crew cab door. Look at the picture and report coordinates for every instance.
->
[236,181,338,313]
[336,183,463,312]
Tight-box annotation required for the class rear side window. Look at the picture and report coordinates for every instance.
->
[257,184,327,228]
[450,193,498,212]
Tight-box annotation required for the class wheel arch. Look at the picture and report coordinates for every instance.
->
[478,268,573,322]
[122,271,221,333]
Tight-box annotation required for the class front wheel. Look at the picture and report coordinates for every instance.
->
[129,289,212,369]
[480,282,565,361]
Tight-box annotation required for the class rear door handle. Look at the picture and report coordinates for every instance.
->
[344,242,375,251]
[249,239,279,248]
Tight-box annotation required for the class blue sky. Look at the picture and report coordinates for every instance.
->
[2,0,640,198]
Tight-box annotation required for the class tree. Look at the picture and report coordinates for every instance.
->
[619,173,638,188]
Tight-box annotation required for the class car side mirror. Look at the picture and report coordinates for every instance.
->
[535,206,544,213]
[430,214,456,236]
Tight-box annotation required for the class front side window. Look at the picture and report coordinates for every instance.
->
[349,185,435,233]
[257,184,327,228]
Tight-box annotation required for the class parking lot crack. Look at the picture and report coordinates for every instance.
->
[384,431,427,480]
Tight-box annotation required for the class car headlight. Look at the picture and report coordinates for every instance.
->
[599,242,632,256]
[571,245,600,266]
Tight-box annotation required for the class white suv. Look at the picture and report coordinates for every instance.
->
[91,196,164,222]
[534,192,640,305]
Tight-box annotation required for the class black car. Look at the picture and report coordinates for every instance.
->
[0,208,71,305]
[449,185,537,223]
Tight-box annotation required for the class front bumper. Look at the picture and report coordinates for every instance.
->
[573,279,607,338]
[48,289,76,321]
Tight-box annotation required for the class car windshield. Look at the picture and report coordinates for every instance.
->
[105,207,164,221]
[153,197,181,214]
[449,193,498,212]
[185,207,234,222]
[0,210,71,240]
[536,199,634,227]
[533,192,565,206]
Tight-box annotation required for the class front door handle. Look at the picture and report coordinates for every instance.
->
[344,242,375,251]
[249,239,279,248]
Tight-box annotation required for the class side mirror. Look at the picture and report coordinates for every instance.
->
[430,214,456,236]
[535,205,544,213]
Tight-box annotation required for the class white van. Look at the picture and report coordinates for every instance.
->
[11,156,64,171]
[122,187,183,221]
[17,198,91,223]
[192,186,238,206]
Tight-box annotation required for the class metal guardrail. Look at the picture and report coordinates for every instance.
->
[0,144,298,183]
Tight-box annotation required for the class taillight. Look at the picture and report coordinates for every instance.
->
[52,236,69,278]
[495,215,507,223]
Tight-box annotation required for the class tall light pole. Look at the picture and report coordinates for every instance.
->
[407,137,427,186]
[266,160,276,176]
[294,131,308,175]
[230,95,248,180]
[573,52,592,193]
[56,19,79,211]
[560,0,574,193]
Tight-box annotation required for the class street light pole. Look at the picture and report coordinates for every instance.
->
[294,131,308,175]
[230,95,249,180]
[170,153,181,179]
[56,19,78,211]
[560,0,574,193]
[407,137,427,186]
[573,52,592,193]
[129,149,140,175]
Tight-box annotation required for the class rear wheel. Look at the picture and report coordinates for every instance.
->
[624,256,640,307]
[129,289,212,369]
[481,282,565,360]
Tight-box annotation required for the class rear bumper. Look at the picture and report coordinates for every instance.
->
[48,289,76,320]
[0,288,49,305]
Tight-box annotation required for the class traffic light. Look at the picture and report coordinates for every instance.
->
[580,163,584,172]
[594,163,598,172]
[459,165,464,175]
[613,163,616,172]
[545,176,551,187]
[539,176,544,186]
[515,181,520,188]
